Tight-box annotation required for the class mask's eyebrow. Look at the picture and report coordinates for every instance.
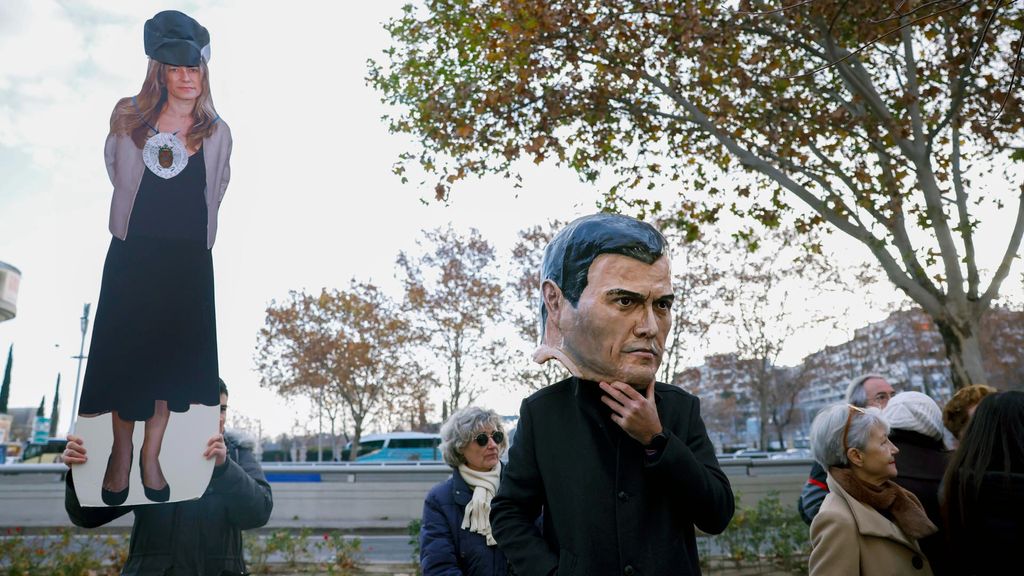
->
[605,288,645,300]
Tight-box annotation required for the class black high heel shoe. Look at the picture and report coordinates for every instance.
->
[139,456,170,503]
[100,450,132,506]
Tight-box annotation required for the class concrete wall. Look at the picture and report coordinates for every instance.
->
[0,460,812,530]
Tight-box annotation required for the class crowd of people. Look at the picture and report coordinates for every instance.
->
[796,381,1021,575]
[424,384,1022,576]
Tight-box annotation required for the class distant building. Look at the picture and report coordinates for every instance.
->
[678,307,1024,451]
[0,261,21,323]
[6,407,37,443]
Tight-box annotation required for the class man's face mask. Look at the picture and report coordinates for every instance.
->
[535,253,673,388]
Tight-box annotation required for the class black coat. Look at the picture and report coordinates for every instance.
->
[888,428,950,576]
[491,378,734,576]
[65,432,274,576]
[420,469,508,576]
[945,471,1024,575]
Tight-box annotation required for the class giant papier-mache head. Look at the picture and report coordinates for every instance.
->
[533,213,670,383]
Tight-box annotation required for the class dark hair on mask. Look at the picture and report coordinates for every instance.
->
[540,214,668,334]
[219,378,228,396]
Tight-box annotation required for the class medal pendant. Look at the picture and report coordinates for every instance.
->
[158,145,174,168]
[143,132,188,179]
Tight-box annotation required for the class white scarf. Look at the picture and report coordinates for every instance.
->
[458,462,501,546]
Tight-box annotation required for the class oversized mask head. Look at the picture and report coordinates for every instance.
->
[534,214,674,388]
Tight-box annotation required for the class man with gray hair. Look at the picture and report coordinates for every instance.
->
[799,374,895,524]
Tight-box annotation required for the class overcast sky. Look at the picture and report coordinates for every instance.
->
[1,1,1021,439]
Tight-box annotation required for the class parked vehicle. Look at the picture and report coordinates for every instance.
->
[20,438,67,464]
[343,432,441,462]
[769,448,813,460]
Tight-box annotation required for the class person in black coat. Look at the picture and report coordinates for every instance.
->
[491,214,734,576]
[63,379,273,576]
[420,406,509,576]
[942,390,1024,576]
[882,391,952,575]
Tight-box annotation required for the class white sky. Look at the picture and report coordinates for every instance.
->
[1,1,1021,439]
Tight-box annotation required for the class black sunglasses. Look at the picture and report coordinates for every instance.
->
[473,430,504,447]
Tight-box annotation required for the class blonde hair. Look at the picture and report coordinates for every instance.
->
[110,58,219,150]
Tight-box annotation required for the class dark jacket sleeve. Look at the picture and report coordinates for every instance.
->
[645,393,734,534]
[419,482,463,576]
[490,399,557,576]
[64,470,132,528]
[211,445,273,530]
[799,462,829,525]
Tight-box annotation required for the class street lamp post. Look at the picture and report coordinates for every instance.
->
[68,303,91,434]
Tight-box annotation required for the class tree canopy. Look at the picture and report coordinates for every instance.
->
[370,0,1024,389]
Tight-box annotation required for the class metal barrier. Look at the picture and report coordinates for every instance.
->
[0,459,814,529]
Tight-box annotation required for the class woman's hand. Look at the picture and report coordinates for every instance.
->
[62,434,88,466]
[204,434,227,467]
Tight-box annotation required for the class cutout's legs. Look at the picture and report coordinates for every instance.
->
[100,412,135,505]
[140,400,170,501]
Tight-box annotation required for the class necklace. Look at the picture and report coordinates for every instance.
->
[135,98,190,179]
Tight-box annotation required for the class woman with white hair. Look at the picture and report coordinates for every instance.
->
[883,391,952,575]
[808,403,936,575]
[420,406,509,576]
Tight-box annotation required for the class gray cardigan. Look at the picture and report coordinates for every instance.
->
[103,107,232,249]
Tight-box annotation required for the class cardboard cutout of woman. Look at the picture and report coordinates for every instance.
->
[75,10,231,507]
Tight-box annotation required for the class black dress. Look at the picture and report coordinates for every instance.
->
[79,147,219,422]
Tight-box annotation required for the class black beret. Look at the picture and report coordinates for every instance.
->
[144,10,210,66]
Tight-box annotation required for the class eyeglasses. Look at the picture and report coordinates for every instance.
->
[473,431,504,447]
[871,391,896,405]
[841,404,866,455]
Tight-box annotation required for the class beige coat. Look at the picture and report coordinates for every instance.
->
[103,106,232,249]
[808,474,933,576]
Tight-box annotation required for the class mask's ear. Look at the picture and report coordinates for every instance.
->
[532,280,582,377]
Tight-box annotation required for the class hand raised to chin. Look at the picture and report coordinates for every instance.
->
[599,380,662,445]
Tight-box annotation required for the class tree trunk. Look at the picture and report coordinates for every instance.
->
[758,386,769,451]
[348,421,363,462]
[935,314,988,391]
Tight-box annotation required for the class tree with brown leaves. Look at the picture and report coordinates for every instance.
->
[370,0,1024,390]
[255,281,422,460]
[397,226,505,412]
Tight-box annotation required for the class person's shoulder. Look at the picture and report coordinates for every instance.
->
[107,97,136,133]
[225,429,256,451]
[210,116,231,138]
[426,474,456,503]
[523,377,574,406]
[811,493,855,530]
[655,382,698,404]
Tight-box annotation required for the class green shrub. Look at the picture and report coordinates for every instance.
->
[711,492,810,575]
[408,518,423,576]
[0,527,128,576]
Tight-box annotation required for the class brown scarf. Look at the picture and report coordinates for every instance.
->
[829,466,937,540]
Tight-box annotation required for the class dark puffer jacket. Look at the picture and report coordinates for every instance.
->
[420,469,508,576]
[65,432,273,576]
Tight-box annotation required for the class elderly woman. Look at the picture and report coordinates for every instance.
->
[882,392,952,575]
[942,391,1024,575]
[420,406,509,576]
[808,403,936,575]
